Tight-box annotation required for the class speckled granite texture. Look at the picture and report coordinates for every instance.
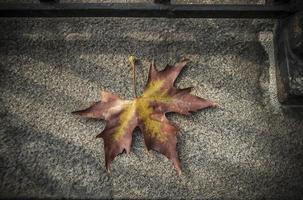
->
[1,0,303,199]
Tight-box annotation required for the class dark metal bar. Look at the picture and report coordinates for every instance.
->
[154,0,171,5]
[0,3,299,18]
[265,0,291,5]
[39,0,59,3]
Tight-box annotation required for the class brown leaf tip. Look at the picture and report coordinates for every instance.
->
[211,102,219,108]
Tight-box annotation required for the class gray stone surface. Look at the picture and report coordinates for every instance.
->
[1,1,303,199]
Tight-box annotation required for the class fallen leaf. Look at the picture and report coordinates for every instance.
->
[73,58,216,175]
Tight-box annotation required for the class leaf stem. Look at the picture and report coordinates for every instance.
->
[128,55,137,98]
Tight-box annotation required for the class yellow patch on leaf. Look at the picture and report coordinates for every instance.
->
[136,98,166,142]
[113,79,171,142]
[112,102,136,141]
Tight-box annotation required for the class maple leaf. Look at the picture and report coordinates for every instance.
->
[72,58,216,175]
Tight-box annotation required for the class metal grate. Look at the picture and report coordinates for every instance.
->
[0,0,301,18]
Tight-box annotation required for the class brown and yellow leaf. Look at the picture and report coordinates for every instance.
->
[72,59,216,175]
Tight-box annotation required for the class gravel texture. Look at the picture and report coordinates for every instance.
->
[1,0,303,199]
